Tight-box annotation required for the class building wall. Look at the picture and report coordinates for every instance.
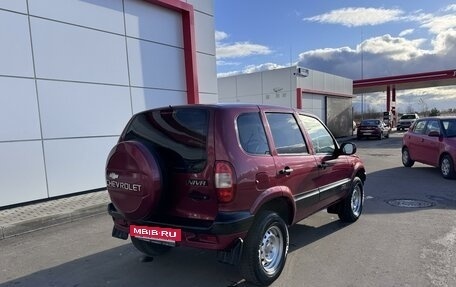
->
[0,0,216,207]
[218,67,297,107]
[217,66,354,137]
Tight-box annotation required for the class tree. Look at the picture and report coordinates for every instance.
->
[429,107,440,117]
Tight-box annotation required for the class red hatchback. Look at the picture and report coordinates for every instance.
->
[402,116,456,179]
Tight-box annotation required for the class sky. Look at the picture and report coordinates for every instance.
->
[214,1,456,113]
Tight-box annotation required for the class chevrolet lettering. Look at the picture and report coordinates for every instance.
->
[106,180,141,192]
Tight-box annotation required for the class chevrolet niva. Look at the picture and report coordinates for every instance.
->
[106,104,366,286]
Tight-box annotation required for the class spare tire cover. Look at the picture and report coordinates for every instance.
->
[106,141,162,220]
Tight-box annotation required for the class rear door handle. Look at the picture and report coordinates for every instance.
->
[318,163,329,169]
[278,167,293,175]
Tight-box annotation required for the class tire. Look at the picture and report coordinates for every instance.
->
[440,154,456,179]
[338,177,364,222]
[378,133,382,140]
[240,211,289,286]
[131,237,172,257]
[402,147,415,167]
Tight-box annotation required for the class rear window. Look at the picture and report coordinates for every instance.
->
[400,115,417,120]
[122,108,209,173]
[360,120,380,126]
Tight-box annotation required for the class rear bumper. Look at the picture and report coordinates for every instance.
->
[357,130,380,137]
[108,203,254,250]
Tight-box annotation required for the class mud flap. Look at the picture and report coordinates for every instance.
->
[112,226,129,240]
[216,238,243,265]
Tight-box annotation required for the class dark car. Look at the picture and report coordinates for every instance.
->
[397,113,419,131]
[357,119,390,140]
[106,104,366,286]
[402,116,456,179]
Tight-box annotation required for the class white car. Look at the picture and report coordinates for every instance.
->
[397,113,419,131]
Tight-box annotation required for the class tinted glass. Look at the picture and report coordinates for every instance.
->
[412,120,427,134]
[266,113,307,154]
[360,119,380,126]
[237,113,270,155]
[123,108,208,172]
[300,115,335,154]
[401,114,417,119]
[442,119,456,137]
[425,120,441,134]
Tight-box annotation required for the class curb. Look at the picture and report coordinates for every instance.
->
[0,203,108,240]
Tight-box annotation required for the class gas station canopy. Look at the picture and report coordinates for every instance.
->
[353,69,456,94]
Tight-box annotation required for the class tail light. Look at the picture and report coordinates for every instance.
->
[215,161,235,203]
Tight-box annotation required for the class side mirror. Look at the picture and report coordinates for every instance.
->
[428,131,440,137]
[340,142,357,155]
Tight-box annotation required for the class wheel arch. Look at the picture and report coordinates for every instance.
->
[249,187,296,225]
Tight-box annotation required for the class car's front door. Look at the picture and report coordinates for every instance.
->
[299,114,353,209]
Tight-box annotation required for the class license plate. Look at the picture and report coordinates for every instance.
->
[363,132,372,135]
[130,225,182,243]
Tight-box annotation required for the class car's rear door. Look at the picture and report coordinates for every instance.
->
[264,111,320,221]
[420,119,442,166]
[406,119,428,162]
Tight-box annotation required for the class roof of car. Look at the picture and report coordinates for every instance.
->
[140,103,309,113]
[416,116,456,120]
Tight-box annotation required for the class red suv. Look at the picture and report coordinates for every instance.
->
[106,104,366,286]
[402,116,456,179]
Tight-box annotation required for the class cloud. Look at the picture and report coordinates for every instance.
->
[361,34,427,61]
[420,14,456,34]
[399,29,414,37]
[215,31,228,42]
[216,60,241,66]
[217,63,285,78]
[215,30,272,59]
[216,42,272,59]
[303,7,403,27]
[444,4,456,12]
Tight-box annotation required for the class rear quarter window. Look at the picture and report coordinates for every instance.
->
[237,113,270,155]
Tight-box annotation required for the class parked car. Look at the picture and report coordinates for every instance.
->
[397,113,419,131]
[357,119,390,140]
[402,116,456,179]
[106,104,366,286]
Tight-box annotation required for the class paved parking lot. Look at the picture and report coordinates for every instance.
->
[0,132,455,287]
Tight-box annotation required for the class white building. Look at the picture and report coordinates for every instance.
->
[0,0,216,207]
[218,66,354,138]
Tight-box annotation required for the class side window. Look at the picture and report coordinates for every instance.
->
[412,120,427,134]
[299,115,335,154]
[237,113,270,155]
[443,120,456,137]
[266,113,308,154]
[425,120,440,135]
